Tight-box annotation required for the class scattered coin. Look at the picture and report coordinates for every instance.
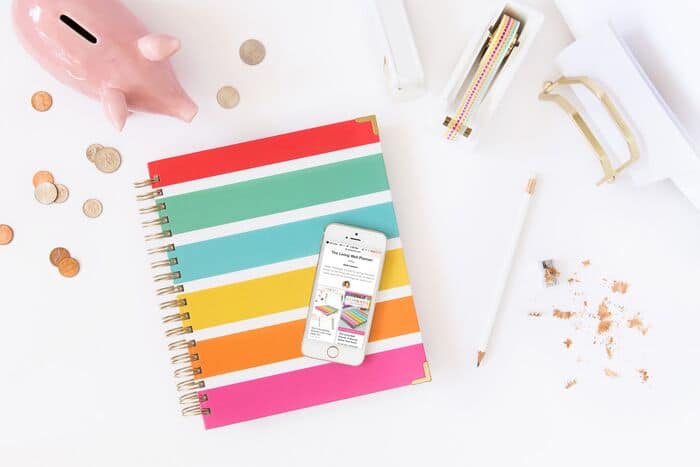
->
[31,91,53,112]
[49,247,71,267]
[86,143,104,163]
[217,86,241,109]
[35,182,59,205]
[0,225,14,245]
[32,170,55,187]
[94,147,122,173]
[54,184,70,204]
[239,39,266,65]
[83,198,103,218]
[58,257,80,278]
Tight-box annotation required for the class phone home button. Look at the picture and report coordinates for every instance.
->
[327,346,339,359]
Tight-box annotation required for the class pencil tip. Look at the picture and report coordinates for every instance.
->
[477,351,486,367]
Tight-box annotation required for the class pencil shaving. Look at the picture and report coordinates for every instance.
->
[565,379,577,389]
[611,281,629,294]
[628,315,649,335]
[563,338,572,349]
[553,309,575,320]
[604,368,619,378]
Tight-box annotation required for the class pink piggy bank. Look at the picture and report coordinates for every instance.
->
[12,0,198,131]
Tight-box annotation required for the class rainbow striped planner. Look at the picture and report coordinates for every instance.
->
[135,116,431,429]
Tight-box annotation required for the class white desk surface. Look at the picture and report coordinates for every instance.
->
[2,1,699,466]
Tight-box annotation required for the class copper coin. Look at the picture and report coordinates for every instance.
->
[94,147,122,173]
[217,86,240,109]
[31,91,53,112]
[86,144,103,163]
[49,247,71,266]
[0,225,14,245]
[239,39,266,65]
[58,257,80,278]
[32,170,55,187]
[55,184,70,203]
[82,199,103,218]
[34,182,58,204]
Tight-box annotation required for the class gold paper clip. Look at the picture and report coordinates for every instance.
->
[539,76,639,185]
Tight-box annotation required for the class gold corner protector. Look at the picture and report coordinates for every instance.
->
[355,115,379,136]
[411,362,432,385]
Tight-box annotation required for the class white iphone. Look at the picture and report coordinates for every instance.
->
[301,223,387,366]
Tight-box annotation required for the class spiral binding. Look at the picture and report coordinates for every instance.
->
[135,176,208,418]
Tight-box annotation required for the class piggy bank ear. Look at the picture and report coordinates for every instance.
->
[137,34,181,61]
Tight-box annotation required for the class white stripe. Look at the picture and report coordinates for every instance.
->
[199,333,423,389]
[189,285,413,341]
[160,142,383,197]
[169,191,393,245]
[179,238,403,294]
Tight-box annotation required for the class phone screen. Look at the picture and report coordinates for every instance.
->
[306,239,384,350]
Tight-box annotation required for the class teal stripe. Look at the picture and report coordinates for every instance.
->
[169,202,399,283]
[160,154,389,235]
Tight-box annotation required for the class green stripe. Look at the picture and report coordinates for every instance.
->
[159,154,389,235]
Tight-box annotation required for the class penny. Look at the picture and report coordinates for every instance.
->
[82,198,103,218]
[94,147,122,173]
[58,257,80,278]
[49,247,71,267]
[31,91,53,112]
[239,39,266,65]
[34,182,58,204]
[216,86,240,109]
[32,170,55,187]
[0,225,14,245]
[54,184,70,203]
[86,143,104,163]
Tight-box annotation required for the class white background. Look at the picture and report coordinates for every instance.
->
[1,1,699,466]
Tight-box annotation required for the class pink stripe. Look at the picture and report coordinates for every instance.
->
[448,18,514,138]
[200,344,427,429]
[339,327,364,335]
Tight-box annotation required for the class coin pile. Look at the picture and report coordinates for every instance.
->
[50,247,80,278]
[86,144,122,174]
[31,91,53,112]
[0,224,14,245]
[33,170,70,205]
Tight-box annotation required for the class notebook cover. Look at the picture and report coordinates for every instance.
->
[140,116,430,429]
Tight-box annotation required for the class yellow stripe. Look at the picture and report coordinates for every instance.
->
[180,248,410,331]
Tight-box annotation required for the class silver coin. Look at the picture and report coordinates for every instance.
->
[94,147,122,173]
[54,184,70,203]
[239,39,266,65]
[86,143,103,163]
[34,182,58,205]
[217,86,241,109]
[82,199,103,218]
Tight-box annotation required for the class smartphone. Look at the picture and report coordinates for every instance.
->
[301,223,388,366]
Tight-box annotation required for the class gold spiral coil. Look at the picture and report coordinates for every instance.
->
[154,271,181,282]
[152,258,178,269]
[148,244,175,255]
[162,312,190,324]
[180,392,208,405]
[182,405,211,416]
[171,352,199,365]
[145,230,173,241]
[142,217,170,227]
[157,285,185,296]
[133,176,160,188]
[174,366,202,378]
[177,379,205,392]
[166,326,193,337]
[136,189,164,201]
[168,339,196,351]
[139,203,166,215]
[160,299,187,310]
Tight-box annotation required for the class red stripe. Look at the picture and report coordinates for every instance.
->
[148,117,380,188]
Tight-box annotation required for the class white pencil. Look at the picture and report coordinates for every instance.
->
[477,176,537,367]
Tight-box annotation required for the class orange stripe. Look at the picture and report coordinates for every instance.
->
[190,296,420,379]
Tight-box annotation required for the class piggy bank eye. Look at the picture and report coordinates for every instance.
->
[60,14,97,44]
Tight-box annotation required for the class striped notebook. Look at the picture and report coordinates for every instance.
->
[135,116,431,429]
